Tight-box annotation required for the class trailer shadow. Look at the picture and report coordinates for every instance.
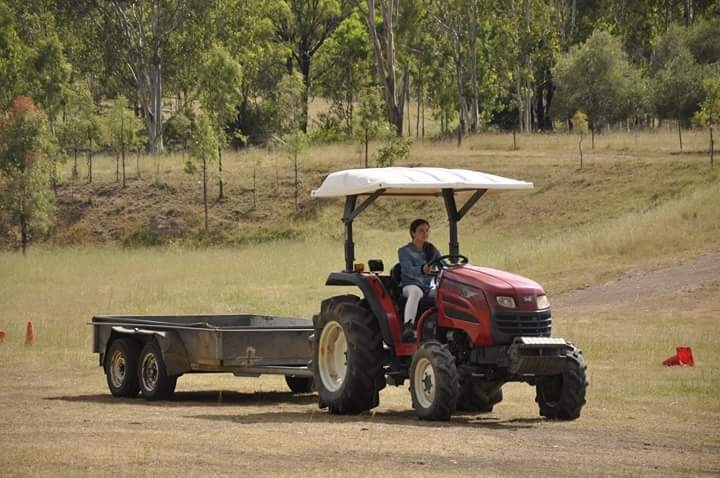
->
[189,410,544,430]
[46,390,318,407]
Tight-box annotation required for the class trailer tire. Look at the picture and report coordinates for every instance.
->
[138,340,177,401]
[313,295,385,414]
[536,348,587,420]
[457,381,503,413]
[105,338,141,398]
[410,340,459,421]
[285,375,314,393]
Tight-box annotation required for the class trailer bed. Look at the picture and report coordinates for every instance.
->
[92,314,314,380]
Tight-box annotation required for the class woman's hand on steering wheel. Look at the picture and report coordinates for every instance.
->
[426,254,469,273]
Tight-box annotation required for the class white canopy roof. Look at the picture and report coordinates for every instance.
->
[311,167,533,197]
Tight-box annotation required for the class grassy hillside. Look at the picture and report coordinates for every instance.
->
[8,129,714,249]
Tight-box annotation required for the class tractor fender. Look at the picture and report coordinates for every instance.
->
[326,272,395,350]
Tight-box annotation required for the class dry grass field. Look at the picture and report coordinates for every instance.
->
[1,131,719,476]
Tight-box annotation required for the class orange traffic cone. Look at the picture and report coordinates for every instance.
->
[25,321,34,346]
[0,330,5,344]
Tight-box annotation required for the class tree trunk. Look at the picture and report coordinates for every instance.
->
[365,0,406,136]
[710,126,715,168]
[72,148,78,179]
[579,134,583,169]
[136,150,141,179]
[513,129,517,150]
[407,83,412,137]
[298,53,311,133]
[294,151,299,210]
[20,213,28,256]
[202,156,208,232]
[421,90,425,138]
[364,129,369,168]
[416,74,421,138]
[116,152,120,182]
[218,146,224,200]
[121,111,126,187]
[591,126,595,149]
[678,122,683,153]
[453,41,465,147]
[87,150,93,184]
[469,3,479,134]
[150,0,163,153]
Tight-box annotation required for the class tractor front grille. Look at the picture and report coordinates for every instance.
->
[495,310,552,337]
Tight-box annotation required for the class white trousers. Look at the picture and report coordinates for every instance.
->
[402,285,436,324]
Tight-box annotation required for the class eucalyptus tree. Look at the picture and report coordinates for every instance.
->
[94,0,206,153]
[355,0,409,136]
[274,0,351,132]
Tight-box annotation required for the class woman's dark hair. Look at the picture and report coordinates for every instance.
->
[409,219,436,263]
[409,219,429,235]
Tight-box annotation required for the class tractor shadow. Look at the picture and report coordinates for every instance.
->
[189,409,544,430]
[46,390,318,408]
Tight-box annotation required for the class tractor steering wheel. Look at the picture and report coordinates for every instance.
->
[427,254,469,273]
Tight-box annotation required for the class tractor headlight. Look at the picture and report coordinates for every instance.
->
[496,296,516,308]
[536,294,550,309]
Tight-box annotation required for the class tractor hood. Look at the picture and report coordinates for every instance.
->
[442,265,546,310]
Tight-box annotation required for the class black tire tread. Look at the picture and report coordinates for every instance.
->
[138,340,176,401]
[313,295,385,415]
[536,348,587,420]
[410,340,459,421]
[105,337,141,398]
[285,375,314,393]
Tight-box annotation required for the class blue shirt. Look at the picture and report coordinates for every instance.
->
[398,242,442,292]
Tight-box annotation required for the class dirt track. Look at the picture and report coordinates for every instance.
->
[1,255,719,477]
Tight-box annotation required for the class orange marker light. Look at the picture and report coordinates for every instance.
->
[354,263,365,273]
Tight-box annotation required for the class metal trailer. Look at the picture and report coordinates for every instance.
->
[91,314,314,400]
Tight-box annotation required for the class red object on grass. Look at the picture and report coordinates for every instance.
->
[662,346,695,367]
[662,354,680,366]
[0,330,5,344]
[676,346,694,366]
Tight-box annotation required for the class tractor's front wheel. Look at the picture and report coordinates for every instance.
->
[535,347,587,420]
[312,295,385,414]
[410,340,459,420]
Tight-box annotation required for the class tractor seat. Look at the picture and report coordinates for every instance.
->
[389,263,436,321]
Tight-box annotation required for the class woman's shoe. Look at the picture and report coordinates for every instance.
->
[402,322,416,342]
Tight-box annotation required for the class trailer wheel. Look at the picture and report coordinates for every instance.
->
[285,375,314,393]
[105,338,141,398]
[313,295,385,414]
[536,348,587,420]
[410,340,459,421]
[138,340,177,401]
[457,381,503,413]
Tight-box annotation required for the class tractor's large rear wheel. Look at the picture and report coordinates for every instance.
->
[457,380,503,413]
[535,347,587,420]
[312,295,385,414]
[410,340,459,421]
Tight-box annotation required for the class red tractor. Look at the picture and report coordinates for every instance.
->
[310,167,587,421]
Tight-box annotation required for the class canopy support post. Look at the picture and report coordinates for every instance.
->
[442,189,460,262]
[343,195,357,272]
